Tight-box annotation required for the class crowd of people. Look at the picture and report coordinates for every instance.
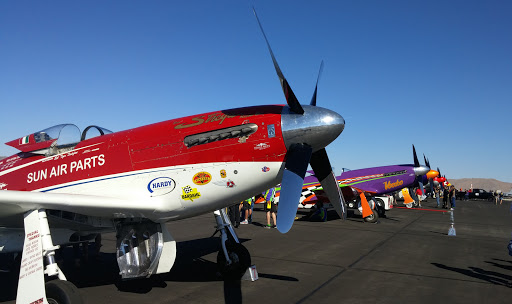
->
[228,186,278,229]
[495,190,505,205]
[228,183,508,229]
[418,185,508,209]
[417,184,457,209]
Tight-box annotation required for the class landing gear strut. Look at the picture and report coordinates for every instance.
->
[213,209,252,279]
[18,209,84,304]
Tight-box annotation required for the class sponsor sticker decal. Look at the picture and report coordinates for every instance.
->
[182,185,201,201]
[147,177,176,196]
[267,124,275,138]
[220,169,227,178]
[254,143,270,150]
[213,180,236,188]
[193,171,212,185]
[262,166,270,172]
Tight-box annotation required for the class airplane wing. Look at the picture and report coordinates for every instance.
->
[0,190,163,221]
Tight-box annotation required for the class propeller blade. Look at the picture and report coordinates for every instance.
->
[412,145,420,167]
[276,144,312,233]
[310,61,324,106]
[310,148,346,219]
[253,8,304,115]
[423,154,430,169]
[418,180,425,196]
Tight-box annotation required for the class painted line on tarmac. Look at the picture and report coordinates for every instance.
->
[395,206,451,212]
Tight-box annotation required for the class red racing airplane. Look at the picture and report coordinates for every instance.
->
[0,10,346,304]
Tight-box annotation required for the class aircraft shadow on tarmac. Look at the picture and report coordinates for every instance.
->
[0,237,241,302]
[486,258,512,271]
[294,209,389,223]
[0,236,298,303]
[432,261,512,287]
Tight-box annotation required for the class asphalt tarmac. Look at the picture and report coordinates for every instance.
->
[2,198,512,303]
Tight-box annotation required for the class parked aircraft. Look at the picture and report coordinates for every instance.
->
[267,145,435,222]
[0,10,346,304]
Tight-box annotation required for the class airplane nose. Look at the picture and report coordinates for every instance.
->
[413,166,430,176]
[426,170,439,179]
[281,105,345,152]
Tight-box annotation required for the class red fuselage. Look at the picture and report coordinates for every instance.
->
[0,105,287,193]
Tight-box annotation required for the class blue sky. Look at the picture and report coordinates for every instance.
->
[1,1,511,182]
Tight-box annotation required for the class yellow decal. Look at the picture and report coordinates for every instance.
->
[220,169,226,178]
[193,171,212,185]
[182,185,201,201]
[384,179,404,190]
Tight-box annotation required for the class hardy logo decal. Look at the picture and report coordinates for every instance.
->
[182,185,201,201]
[262,166,270,172]
[220,169,227,178]
[147,177,176,196]
[384,179,404,190]
[193,171,212,185]
[254,143,270,150]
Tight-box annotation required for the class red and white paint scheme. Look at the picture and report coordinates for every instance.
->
[1,108,292,221]
[0,10,346,304]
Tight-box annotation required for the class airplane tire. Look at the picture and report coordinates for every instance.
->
[217,242,251,280]
[375,198,386,217]
[45,280,83,304]
[363,209,379,223]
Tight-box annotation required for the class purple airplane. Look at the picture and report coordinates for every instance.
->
[272,145,438,221]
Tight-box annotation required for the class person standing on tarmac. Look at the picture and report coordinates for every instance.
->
[434,186,441,208]
[449,185,456,210]
[415,187,423,208]
[240,196,254,224]
[263,187,277,229]
[443,185,449,209]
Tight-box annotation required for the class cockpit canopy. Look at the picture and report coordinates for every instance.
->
[5,124,112,155]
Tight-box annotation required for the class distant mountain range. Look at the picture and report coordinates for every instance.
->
[448,178,512,193]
